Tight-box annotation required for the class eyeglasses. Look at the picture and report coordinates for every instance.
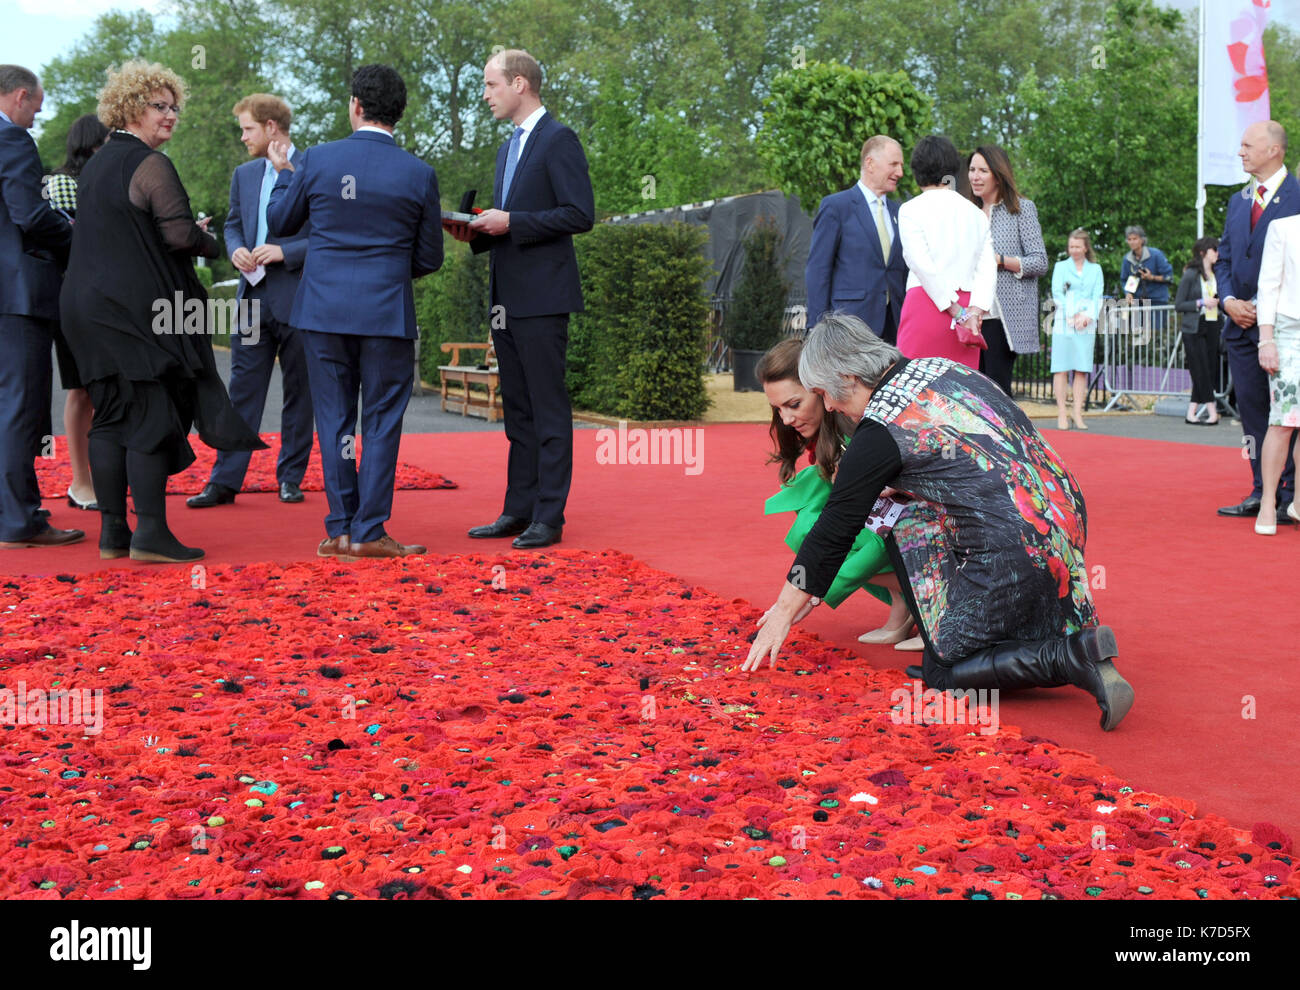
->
[147,101,181,116]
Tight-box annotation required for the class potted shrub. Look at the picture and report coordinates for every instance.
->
[726,217,788,391]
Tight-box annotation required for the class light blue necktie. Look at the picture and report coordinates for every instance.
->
[255,160,275,247]
[500,127,525,205]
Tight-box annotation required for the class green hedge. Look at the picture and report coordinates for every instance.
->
[569,223,712,421]
[415,243,490,385]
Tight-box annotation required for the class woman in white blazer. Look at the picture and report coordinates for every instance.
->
[896,135,997,368]
[1254,212,1300,533]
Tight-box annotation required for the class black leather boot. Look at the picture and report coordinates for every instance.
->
[945,626,1133,731]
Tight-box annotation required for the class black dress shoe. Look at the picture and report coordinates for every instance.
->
[186,482,237,508]
[279,481,305,503]
[904,665,924,680]
[468,514,529,539]
[512,522,562,548]
[1278,502,1296,524]
[1217,497,1261,517]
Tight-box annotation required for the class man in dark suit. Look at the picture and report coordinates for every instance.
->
[804,135,907,343]
[449,49,594,549]
[0,65,82,550]
[266,64,442,559]
[1215,120,1299,521]
[188,93,314,509]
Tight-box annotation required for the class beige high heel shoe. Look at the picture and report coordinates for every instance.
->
[858,622,915,645]
[894,635,925,652]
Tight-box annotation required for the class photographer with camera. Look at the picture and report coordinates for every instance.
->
[1121,226,1173,334]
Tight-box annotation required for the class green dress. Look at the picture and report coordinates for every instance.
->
[764,455,893,609]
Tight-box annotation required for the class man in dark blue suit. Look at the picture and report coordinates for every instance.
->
[266,64,443,559]
[0,65,82,550]
[450,49,594,549]
[1215,120,1299,520]
[188,93,314,509]
[804,135,907,343]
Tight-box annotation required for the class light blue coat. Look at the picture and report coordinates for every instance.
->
[1051,259,1103,335]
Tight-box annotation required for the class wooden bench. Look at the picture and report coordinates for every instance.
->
[437,335,501,422]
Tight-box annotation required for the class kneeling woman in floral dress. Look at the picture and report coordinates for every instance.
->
[743,313,1134,731]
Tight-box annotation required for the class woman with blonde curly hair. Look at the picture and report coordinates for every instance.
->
[59,60,262,562]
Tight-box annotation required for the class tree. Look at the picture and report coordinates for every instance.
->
[757,62,933,213]
[36,10,162,170]
[726,217,788,351]
[1019,0,1195,286]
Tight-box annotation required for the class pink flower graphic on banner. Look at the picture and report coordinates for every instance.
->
[1228,3,1270,104]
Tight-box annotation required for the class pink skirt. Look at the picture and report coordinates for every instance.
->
[896,287,981,369]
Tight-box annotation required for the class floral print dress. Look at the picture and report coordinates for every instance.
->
[791,357,1098,663]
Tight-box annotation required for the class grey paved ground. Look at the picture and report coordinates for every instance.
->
[50,346,598,435]
[51,346,1243,447]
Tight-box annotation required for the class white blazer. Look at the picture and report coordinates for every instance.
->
[898,187,997,314]
[1257,214,1300,328]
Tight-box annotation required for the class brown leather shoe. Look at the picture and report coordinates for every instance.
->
[1,527,86,549]
[345,535,426,559]
[317,534,351,558]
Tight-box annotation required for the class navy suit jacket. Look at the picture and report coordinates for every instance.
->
[267,129,442,338]
[0,118,72,320]
[1215,171,1300,341]
[225,150,309,324]
[804,185,907,335]
[471,112,595,318]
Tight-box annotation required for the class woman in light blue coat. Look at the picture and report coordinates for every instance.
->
[1051,228,1104,430]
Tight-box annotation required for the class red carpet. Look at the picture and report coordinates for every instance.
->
[1,552,1292,899]
[36,433,456,497]
[5,424,1298,854]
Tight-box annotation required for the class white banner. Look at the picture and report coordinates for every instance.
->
[1200,0,1271,187]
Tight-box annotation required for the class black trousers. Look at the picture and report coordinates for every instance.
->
[1183,328,1219,405]
[494,314,573,528]
[978,318,1016,395]
[879,304,898,346]
[210,309,314,490]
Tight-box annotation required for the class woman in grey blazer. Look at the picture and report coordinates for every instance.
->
[966,145,1048,394]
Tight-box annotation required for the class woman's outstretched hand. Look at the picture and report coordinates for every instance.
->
[742,582,814,673]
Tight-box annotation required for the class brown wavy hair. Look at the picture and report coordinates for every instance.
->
[967,143,1021,214]
[755,337,851,483]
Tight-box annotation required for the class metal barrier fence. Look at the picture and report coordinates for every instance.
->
[707,296,1232,415]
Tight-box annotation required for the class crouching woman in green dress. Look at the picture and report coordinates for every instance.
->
[757,338,921,650]
[744,315,1134,731]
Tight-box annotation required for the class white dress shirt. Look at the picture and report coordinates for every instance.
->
[857,180,895,241]
[1255,165,1288,211]
[898,187,997,313]
[1256,214,1300,327]
[515,105,547,156]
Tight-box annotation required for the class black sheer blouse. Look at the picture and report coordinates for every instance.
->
[787,360,908,598]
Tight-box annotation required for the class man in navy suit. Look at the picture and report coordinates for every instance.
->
[266,64,442,559]
[0,65,82,550]
[188,93,314,509]
[1215,120,1299,520]
[804,135,908,343]
[450,49,594,549]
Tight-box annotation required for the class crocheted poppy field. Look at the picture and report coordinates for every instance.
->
[0,550,1292,900]
[36,433,456,497]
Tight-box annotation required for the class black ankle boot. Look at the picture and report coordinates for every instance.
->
[130,515,204,563]
[99,514,133,560]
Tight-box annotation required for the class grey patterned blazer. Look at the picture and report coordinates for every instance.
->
[987,197,1048,353]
